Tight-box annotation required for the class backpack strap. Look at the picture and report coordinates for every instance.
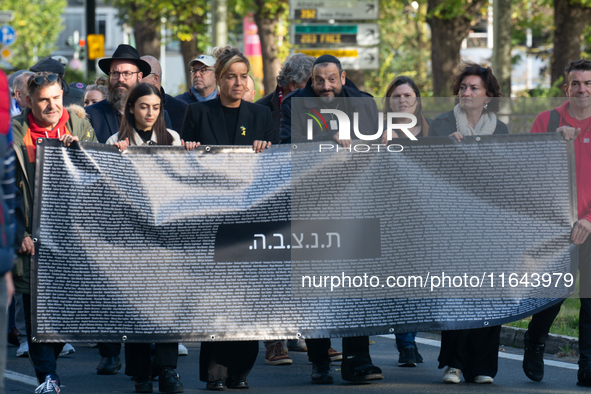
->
[547,109,560,133]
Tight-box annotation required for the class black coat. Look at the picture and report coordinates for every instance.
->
[428,110,509,136]
[279,78,379,144]
[180,97,278,145]
[86,99,173,143]
[175,90,198,105]
[255,85,282,144]
[163,90,188,133]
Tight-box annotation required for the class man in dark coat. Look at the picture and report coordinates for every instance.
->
[141,56,188,133]
[86,44,172,143]
[255,52,315,143]
[278,55,383,385]
[280,55,379,146]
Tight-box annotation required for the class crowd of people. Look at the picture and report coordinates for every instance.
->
[1,42,590,394]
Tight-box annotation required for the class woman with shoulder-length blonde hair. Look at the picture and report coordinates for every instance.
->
[180,46,277,391]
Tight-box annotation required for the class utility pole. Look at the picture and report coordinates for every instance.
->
[212,0,228,47]
[86,0,96,75]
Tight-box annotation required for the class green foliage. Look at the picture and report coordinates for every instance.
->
[365,0,432,97]
[108,0,210,53]
[429,0,485,20]
[0,0,67,70]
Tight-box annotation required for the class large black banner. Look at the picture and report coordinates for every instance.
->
[31,134,577,343]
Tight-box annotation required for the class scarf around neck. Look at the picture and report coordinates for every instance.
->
[453,104,497,136]
[25,109,70,163]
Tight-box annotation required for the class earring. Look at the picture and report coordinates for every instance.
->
[484,103,488,110]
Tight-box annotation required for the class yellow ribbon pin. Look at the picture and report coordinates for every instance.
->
[240,126,246,136]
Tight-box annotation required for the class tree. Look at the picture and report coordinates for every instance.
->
[1,0,67,70]
[551,0,591,89]
[233,0,289,95]
[109,0,209,90]
[366,0,432,97]
[493,0,512,97]
[426,0,487,96]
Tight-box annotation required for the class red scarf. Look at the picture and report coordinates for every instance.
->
[25,110,70,163]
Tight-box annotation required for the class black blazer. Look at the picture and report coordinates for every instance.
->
[87,99,173,143]
[255,85,281,143]
[180,97,278,145]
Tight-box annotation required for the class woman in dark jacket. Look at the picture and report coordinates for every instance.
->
[180,46,276,391]
[429,63,507,139]
[433,63,507,385]
[382,75,430,141]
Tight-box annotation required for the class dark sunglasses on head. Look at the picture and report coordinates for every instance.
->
[32,73,59,85]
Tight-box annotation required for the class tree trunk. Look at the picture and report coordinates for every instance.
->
[551,0,591,92]
[178,13,205,91]
[346,70,365,91]
[427,0,486,96]
[180,38,199,91]
[133,18,160,59]
[492,0,511,97]
[253,0,282,96]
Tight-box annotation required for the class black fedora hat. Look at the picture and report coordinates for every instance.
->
[98,44,151,77]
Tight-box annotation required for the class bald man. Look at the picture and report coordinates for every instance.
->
[243,75,256,102]
[141,56,188,133]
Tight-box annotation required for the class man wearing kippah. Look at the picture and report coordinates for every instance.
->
[279,54,383,384]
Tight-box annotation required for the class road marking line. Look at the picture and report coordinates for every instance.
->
[4,370,38,386]
[380,334,578,370]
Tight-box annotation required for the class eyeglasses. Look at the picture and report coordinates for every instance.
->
[109,71,140,80]
[32,73,59,85]
[190,67,213,76]
[479,67,488,75]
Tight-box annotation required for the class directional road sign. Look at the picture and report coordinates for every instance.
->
[294,47,379,70]
[291,23,379,46]
[0,11,15,23]
[289,0,378,20]
[0,25,16,46]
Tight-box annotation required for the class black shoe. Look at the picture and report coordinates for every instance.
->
[311,361,333,384]
[134,377,153,393]
[413,341,424,363]
[341,353,384,382]
[206,380,227,391]
[226,379,249,389]
[398,347,417,367]
[523,333,544,382]
[96,356,122,375]
[578,362,591,386]
[159,367,183,393]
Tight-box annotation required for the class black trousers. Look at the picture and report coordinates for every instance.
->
[579,238,591,363]
[527,236,591,348]
[438,326,502,381]
[125,343,178,377]
[199,341,259,382]
[23,294,65,384]
[306,336,369,363]
[98,342,121,357]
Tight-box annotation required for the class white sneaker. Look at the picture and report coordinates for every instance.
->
[35,375,60,393]
[442,367,461,383]
[16,341,29,357]
[474,375,493,384]
[178,343,188,356]
[58,343,75,357]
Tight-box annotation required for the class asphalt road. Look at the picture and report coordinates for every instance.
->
[4,333,587,393]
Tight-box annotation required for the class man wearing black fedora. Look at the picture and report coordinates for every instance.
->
[86,44,172,143]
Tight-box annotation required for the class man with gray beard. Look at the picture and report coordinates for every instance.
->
[86,44,172,143]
